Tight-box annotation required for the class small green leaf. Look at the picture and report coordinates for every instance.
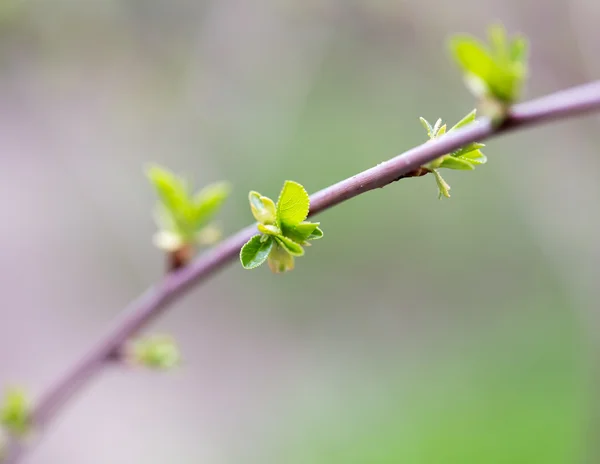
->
[275,235,305,257]
[249,191,277,225]
[450,36,495,85]
[452,142,485,158]
[147,164,191,233]
[439,156,475,171]
[267,242,295,273]
[0,387,30,436]
[433,170,451,199]
[488,23,509,63]
[460,149,488,165]
[132,335,181,370]
[432,118,443,136]
[281,222,319,243]
[435,124,447,137]
[510,36,528,63]
[276,181,310,228]
[147,164,229,245]
[450,25,528,104]
[191,182,230,227]
[240,235,274,269]
[308,226,324,240]
[257,224,281,236]
[449,109,477,131]
[419,117,434,138]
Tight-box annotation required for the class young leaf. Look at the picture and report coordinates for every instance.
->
[450,36,495,86]
[432,118,443,136]
[257,224,281,236]
[452,142,485,158]
[419,117,434,138]
[146,164,190,224]
[281,222,320,243]
[460,149,487,165]
[510,36,528,63]
[240,235,274,269]
[439,156,475,171]
[0,387,30,436]
[433,170,451,199]
[267,242,295,273]
[249,191,277,225]
[488,23,509,63]
[275,235,305,257]
[449,109,477,132]
[277,181,310,228]
[191,182,230,227]
[308,226,324,240]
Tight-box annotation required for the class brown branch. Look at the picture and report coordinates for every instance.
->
[5,80,600,462]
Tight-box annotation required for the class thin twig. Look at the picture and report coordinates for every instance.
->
[5,80,600,462]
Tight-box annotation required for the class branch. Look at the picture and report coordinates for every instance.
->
[5,80,600,462]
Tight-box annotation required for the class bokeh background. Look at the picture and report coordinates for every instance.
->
[1,0,599,462]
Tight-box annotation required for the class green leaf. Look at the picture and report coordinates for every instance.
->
[452,142,485,158]
[276,181,310,228]
[308,226,324,240]
[432,118,443,136]
[240,235,274,269]
[275,235,305,257]
[419,117,434,138]
[249,191,277,225]
[281,222,320,243]
[488,23,509,63]
[449,109,477,132]
[0,387,30,436]
[450,26,528,104]
[510,36,528,63]
[132,335,181,370]
[147,164,191,233]
[460,149,488,165]
[435,124,447,137]
[191,182,230,227]
[267,242,295,273]
[439,156,475,171]
[433,170,451,199]
[450,36,495,85]
[257,223,281,236]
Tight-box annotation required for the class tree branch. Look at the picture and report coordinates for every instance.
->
[5,80,600,462]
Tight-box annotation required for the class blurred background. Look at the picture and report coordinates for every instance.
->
[1,0,599,462]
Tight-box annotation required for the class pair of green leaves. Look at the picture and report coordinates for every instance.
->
[240,181,323,273]
[450,24,528,107]
[419,109,487,199]
[147,164,230,253]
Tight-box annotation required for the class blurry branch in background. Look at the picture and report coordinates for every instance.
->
[2,22,600,462]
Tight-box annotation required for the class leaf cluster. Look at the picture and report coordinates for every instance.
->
[147,164,230,252]
[419,110,487,198]
[450,24,528,105]
[240,181,323,273]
